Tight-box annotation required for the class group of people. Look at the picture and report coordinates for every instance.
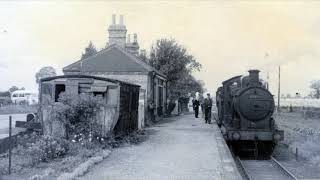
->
[192,92,213,124]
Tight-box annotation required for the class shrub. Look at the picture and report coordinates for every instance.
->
[52,92,105,143]
[15,135,69,165]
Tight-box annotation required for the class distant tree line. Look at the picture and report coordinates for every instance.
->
[310,80,320,99]
[279,80,320,99]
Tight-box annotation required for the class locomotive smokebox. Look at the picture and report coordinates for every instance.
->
[248,69,260,85]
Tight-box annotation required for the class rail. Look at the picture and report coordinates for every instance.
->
[270,156,298,180]
[237,156,297,180]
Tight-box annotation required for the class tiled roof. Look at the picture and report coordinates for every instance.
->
[63,44,166,78]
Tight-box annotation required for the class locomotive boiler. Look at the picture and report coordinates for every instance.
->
[216,70,284,158]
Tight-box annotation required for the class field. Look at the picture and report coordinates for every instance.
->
[274,112,320,179]
[278,98,320,108]
[0,104,37,115]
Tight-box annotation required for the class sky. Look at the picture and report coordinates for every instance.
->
[1,1,320,97]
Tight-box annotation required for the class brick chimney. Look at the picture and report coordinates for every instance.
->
[125,33,139,56]
[108,14,127,48]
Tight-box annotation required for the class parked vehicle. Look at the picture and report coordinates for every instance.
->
[11,90,38,105]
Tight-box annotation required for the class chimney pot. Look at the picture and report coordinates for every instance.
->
[127,34,131,43]
[120,15,124,25]
[133,33,137,43]
[112,14,116,24]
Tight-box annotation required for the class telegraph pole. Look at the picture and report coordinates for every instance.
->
[267,71,270,90]
[265,53,270,90]
[277,66,281,112]
[8,116,12,174]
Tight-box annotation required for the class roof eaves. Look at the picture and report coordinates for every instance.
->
[40,74,140,87]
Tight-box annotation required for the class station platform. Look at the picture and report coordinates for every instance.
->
[79,114,242,180]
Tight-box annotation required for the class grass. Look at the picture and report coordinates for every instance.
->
[0,105,37,115]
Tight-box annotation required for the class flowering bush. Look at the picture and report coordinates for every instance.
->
[52,92,105,144]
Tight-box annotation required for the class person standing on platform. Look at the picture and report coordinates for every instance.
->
[148,100,155,122]
[192,94,200,118]
[204,93,213,124]
[199,93,205,118]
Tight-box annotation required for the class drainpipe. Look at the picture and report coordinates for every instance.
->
[151,71,156,103]
[165,79,168,116]
[151,71,156,117]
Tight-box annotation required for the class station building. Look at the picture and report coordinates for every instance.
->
[63,15,167,127]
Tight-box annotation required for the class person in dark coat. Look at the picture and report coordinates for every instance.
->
[204,93,213,124]
[199,94,205,118]
[148,100,155,122]
[192,97,200,118]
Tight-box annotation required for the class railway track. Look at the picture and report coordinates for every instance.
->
[236,156,298,180]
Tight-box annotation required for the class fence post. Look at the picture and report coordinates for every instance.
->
[8,115,12,175]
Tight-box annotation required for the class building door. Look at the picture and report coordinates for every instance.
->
[157,86,163,116]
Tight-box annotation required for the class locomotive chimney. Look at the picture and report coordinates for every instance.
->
[248,69,260,85]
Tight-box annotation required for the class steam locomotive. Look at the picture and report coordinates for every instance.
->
[216,70,284,158]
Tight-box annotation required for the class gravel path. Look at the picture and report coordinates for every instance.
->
[78,114,225,180]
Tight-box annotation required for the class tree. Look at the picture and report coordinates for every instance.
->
[35,66,57,84]
[0,91,10,97]
[310,80,320,99]
[138,49,148,63]
[149,39,203,100]
[9,86,19,93]
[169,73,204,99]
[81,41,97,60]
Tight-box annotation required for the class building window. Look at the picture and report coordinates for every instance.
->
[93,92,105,98]
[55,84,65,102]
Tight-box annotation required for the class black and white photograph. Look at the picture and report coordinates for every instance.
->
[0,1,320,179]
